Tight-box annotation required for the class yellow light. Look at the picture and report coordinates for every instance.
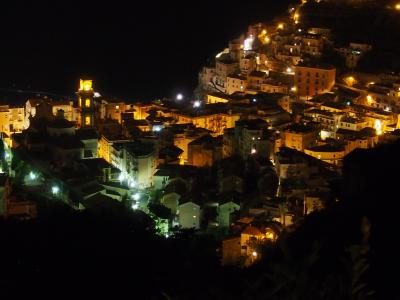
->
[85,99,91,108]
[396,3,400,10]
[367,95,373,104]
[320,130,329,140]
[277,23,284,30]
[294,13,299,20]
[291,86,297,92]
[252,251,257,257]
[345,76,356,87]
[374,119,382,135]
[85,116,91,126]
[79,79,93,91]
[261,29,267,35]
[266,232,275,240]
[264,36,270,43]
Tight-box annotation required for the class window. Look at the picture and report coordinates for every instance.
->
[85,116,91,125]
[85,99,91,108]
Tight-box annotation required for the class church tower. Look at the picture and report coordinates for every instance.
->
[77,79,95,128]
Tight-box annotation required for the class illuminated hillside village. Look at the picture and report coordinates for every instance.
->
[1,0,400,270]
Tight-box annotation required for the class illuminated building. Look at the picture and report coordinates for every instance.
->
[294,64,336,98]
[239,54,256,75]
[234,119,274,160]
[206,93,230,104]
[110,141,157,188]
[214,56,240,92]
[177,200,201,229]
[173,109,240,135]
[304,144,346,165]
[247,71,268,91]
[337,116,367,132]
[226,74,247,95]
[100,100,135,123]
[198,66,216,91]
[77,79,95,128]
[260,81,288,94]
[301,33,324,56]
[217,199,240,229]
[0,104,25,145]
[99,135,129,164]
[187,134,222,167]
[278,123,319,152]
[132,103,154,120]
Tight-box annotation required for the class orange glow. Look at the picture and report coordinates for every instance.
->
[79,79,93,91]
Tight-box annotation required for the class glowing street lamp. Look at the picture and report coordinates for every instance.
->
[277,23,284,30]
[193,101,201,108]
[252,251,258,257]
[52,185,59,195]
[396,3,400,10]
[344,76,356,87]
[129,180,136,188]
[29,171,37,180]
[251,148,257,154]
[118,173,125,182]
[367,95,373,105]
[374,119,382,135]
[176,93,183,101]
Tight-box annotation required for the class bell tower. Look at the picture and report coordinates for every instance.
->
[77,79,95,128]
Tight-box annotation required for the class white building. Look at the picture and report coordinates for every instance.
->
[177,201,201,229]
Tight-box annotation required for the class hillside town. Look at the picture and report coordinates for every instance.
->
[1,0,400,269]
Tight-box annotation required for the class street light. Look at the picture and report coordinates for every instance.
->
[52,185,59,195]
[129,179,136,188]
[29,171,37,180]
[176,93,183,101]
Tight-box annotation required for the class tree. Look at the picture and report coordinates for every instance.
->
[148,202,172,220]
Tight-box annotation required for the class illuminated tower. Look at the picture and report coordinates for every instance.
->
[77,79,95,128]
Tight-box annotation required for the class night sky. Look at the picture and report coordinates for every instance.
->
[0,1,293,101]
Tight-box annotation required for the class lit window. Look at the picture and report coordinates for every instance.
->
[79,97,82,107]
[85,116,91,125]
[85,99,91,108]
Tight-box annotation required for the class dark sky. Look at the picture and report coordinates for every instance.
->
[0,1,293,101]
